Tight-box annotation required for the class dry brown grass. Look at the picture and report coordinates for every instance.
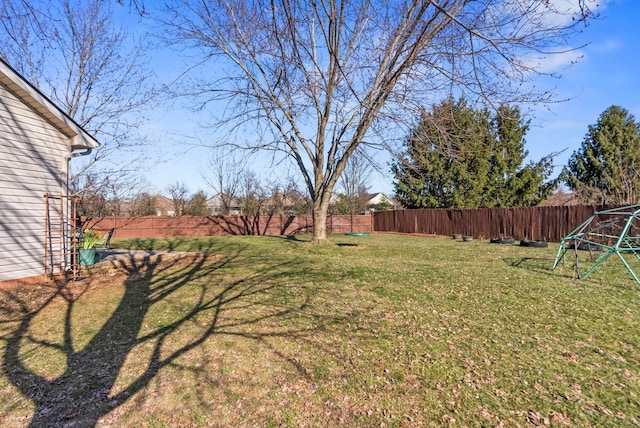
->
[1,235,639,427]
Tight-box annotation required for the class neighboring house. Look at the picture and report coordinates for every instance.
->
[262,193,294,215]
[365,192,397,212]
[0,58,99,284]
[155,195,176,216]
[207,193,242,216]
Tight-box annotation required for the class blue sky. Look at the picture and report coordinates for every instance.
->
[142,0,640,197]
[525,0,640,183]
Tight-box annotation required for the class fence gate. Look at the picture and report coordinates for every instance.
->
[44,194,80,280]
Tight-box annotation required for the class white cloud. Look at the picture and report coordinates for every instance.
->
[539,0,609,26]
[522,49,586,74]
[592,37,622,53]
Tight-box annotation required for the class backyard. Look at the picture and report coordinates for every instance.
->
[0,234,638,426]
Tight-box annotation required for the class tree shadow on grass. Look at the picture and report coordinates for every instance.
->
[0,242,329,427]
[503,257,563,278]
[503,255,613,283]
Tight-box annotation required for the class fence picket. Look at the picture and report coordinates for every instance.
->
[373,205,615,242]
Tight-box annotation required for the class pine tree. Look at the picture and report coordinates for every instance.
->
[393,99,555,209]
[186,191,210,216]
[563,105,640,205]
[486,105,555,207]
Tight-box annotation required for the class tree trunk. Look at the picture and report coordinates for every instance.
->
[311,195,330,243]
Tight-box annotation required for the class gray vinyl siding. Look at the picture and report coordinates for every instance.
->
[0,83,70,281]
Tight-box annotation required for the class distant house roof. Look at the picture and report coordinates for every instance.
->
[155,195,175,215]
[0,57,100,151]
[207,193,242,207]
[155,194,174,208]
[366,192,396,207]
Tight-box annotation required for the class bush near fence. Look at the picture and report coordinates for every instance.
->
[84,214,373,239]
[372,205,620,243]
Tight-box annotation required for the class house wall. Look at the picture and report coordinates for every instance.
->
[0,83,70,282]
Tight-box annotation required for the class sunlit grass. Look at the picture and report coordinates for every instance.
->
[0,234,638,426]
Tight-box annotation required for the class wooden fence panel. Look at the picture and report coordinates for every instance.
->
[82,206,627,243]
[83,214,370,239]
[373,205,616,242]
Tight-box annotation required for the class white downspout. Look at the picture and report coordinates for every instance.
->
[63,147,93,271]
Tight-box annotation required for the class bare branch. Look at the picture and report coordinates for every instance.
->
[0,0,158,208]
[161,0,596,241]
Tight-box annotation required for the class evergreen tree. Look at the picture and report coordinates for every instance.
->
[185,191,210,216]
[485,105,556,207]
[130,193,157,217]
[392,98,484,208]
[393,98,555,209]
[563,105,640,204]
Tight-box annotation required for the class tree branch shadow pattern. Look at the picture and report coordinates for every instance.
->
[0,241,329,427]
[503,257,557,275]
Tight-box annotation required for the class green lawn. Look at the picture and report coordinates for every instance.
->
[1,234,639,426]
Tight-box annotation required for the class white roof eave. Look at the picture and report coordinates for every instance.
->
[0,58,100,150]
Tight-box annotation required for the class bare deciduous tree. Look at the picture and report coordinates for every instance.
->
[162,0,596,242]
[202,154,245,215]
[0,0,156,203]
[167,181,190,216]
[338,151,372,216]
[281,177,312,215]
[239,170,267,216]
[130,192,158,217]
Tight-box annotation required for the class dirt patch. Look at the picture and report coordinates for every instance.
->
[0,253,222,312]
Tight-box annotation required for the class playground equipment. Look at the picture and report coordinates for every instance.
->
[552,204,640,285]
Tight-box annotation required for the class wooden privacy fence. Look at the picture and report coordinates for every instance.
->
[373,205,618,243]
[82,207,619,242]
[84,214,372,239]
